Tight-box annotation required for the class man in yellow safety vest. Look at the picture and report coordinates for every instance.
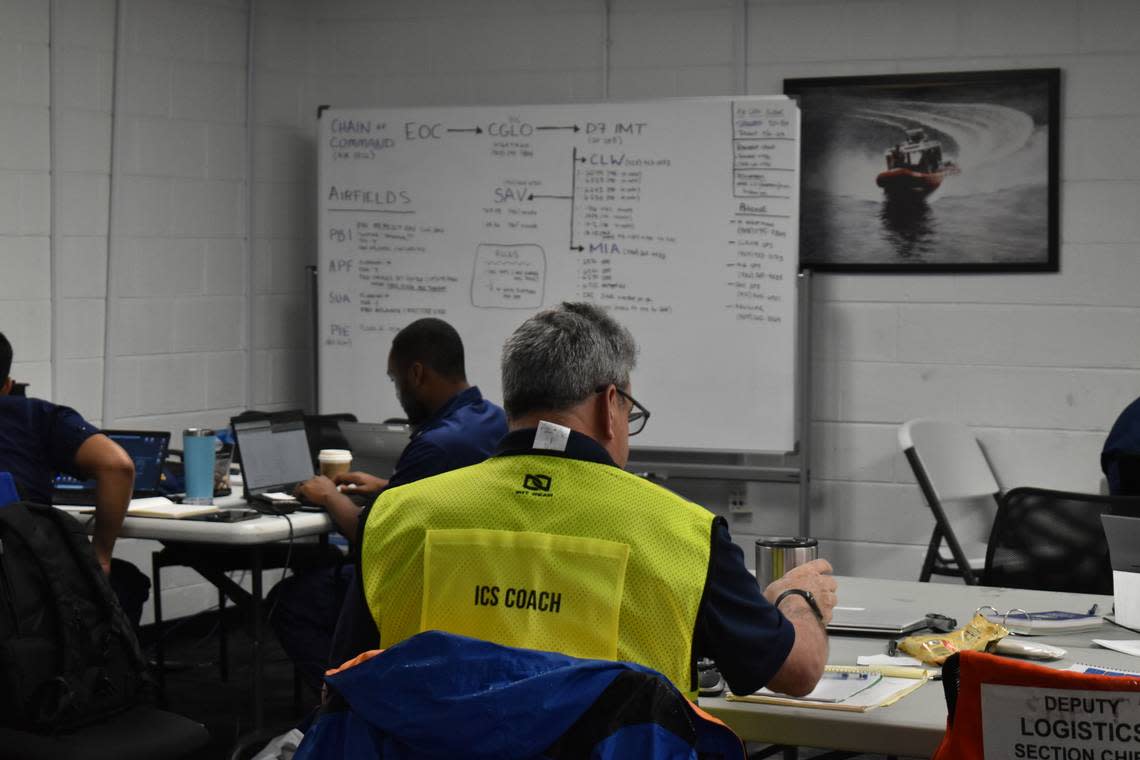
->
[343,302,836,698]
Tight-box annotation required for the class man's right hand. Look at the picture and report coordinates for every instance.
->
[295,475,340,508]
[763,558,838,625]
[334,471,389,495]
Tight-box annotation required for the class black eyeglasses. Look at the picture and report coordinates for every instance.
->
[596,385,651,436]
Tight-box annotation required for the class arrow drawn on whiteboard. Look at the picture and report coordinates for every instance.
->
[536,125,580,132]
[515,147,582,252]
[446,126,483,134]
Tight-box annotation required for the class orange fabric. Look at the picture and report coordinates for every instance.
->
[689,699,738,732]
[326,648,384,677]
[932,650,1140,760]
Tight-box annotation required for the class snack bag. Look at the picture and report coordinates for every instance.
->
[897,613,1009,665]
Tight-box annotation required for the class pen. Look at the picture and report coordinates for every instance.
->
[822,671,873,681]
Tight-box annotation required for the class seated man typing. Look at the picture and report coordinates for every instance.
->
[273,318,507,687]
[341,303,835,697]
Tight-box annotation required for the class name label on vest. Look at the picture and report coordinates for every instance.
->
[982,684,1140,759]
[422,528,629,660]
[474,585,563,613]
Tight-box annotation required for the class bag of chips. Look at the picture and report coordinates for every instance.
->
[897,613,1009,665]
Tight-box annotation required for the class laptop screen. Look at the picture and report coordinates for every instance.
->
[338,422,410,477]
[233,417,314,492]
[1102,514,1140,573]
[53,430,171,495]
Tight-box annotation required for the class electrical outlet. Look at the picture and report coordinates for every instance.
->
[728,487,749,515]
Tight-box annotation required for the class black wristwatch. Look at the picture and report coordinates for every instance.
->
[774,588,825,623]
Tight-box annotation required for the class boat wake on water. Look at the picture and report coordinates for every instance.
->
[810,98,1043,204]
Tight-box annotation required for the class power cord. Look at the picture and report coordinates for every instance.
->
[266,512,294,624]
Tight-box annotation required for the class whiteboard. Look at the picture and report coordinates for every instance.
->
[317,97,799,452]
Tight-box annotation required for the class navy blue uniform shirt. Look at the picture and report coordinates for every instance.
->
[1103,395,1140,495]
[336,426,794,695]
[0,396,100,504]
[385,386,508,489]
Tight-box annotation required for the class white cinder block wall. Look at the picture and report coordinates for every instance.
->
[3,0,1139,620]
[1,0,280,623]
[0,1,51,393]
[254,0,1140,578]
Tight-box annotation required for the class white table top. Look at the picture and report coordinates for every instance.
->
[700,576,1136,757]
[60,494,334,545]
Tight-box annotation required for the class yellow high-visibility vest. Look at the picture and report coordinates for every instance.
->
[360,452,715,695]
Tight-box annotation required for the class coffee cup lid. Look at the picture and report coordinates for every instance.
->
[318,449,352,461]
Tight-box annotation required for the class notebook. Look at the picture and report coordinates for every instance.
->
[231,415,316,505]
[337,421,411,476]
[53,430,171,505]
[726,665,932,712]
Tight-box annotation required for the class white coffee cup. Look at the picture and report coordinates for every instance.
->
[318,449,352,479]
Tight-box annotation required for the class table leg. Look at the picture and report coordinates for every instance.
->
[252,545,264,731]
[152,551,166,707]
[219,588,228,682]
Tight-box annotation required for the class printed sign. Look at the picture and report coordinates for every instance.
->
[982,684,1140,759]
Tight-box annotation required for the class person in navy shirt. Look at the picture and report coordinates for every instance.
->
[0,332,148,624]
[275,319,507,686]
[295,318,508,536]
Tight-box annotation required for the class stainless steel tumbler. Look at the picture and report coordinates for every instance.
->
[755,536,818,588]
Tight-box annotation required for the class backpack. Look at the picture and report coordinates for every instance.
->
[0,501,149,731]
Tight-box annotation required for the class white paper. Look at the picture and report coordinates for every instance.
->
[533,420,571,452]
[757,671,882,703]
[1115,571,1140,629]
[857,654,924,667]
[1092,639,1140,658]
[128,496,175,508]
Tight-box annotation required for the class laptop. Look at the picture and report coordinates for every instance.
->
[337,421,411,477]
[1102,514,1140,573]
[827,606,930,636]
[230,415,317,509]
[53,430,171,505]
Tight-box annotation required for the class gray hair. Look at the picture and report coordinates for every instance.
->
[501,302,638,419]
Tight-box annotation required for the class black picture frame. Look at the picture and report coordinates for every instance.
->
[785,68,1060,273]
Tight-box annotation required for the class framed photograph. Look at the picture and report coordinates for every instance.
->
[785,69,1060,273]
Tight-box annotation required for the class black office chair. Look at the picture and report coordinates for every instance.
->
[982,487,1140,594]
[0,704,209,760]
